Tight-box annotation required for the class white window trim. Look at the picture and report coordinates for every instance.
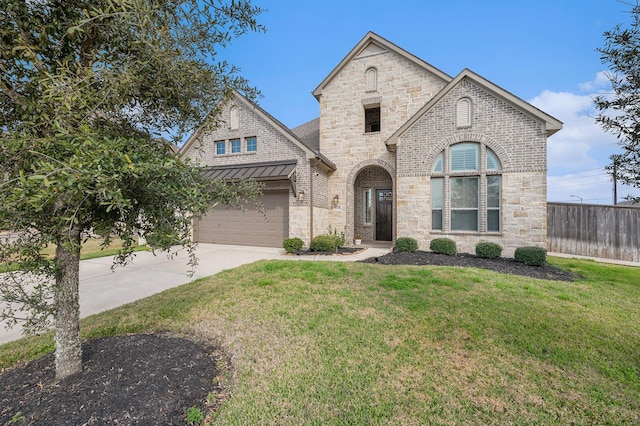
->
[431,143,502,234]
[215,140,226,155]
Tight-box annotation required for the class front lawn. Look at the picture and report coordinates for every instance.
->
[1,237,149,272]
[1,257,639,424]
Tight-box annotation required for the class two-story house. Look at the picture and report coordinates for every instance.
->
[180,32,562,255]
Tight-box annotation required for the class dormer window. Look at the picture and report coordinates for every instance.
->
[364,105,380,133]
[366,67,377,92]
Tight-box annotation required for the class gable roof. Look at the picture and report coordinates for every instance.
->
[386,68,563,150]
[312,31,452,100]
[179,91,335,171]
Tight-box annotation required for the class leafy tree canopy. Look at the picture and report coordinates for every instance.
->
[0,0,264,380]
[595,1,640,202]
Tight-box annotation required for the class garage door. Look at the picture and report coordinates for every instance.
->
[194,190,289,247]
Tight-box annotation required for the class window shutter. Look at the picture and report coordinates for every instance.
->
[450,143,478,171]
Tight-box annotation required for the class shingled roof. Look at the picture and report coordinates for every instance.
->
[291,118,320,152]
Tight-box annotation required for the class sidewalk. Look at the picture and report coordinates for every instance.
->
[548,252,639,267]
[276,246,391,262]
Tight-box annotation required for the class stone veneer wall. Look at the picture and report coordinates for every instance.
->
[395,175,430,243]
[396,79,548,255]
[318,46,448,239]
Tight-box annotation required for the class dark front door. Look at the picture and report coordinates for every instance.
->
[376,189,392,241]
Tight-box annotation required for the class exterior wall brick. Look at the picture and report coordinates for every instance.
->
[318,47,448,240]
[182,97,315,243]
[354,166,393,241]
[396,79,549,253]
[183,36,556,253]
[396,175,430,244]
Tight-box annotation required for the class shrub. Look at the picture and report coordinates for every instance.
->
[310,235,337,252]
[283,237,304,253]
[396,237,418,253]
[430,238,457,256]
[475,242,503,259]
[514,246,547,266]
[328,226,345,248]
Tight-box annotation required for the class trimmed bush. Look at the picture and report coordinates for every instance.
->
[396,237,418,253]
[430,238,457,256]
[475,242,503,259]
[514,246,547,266]
[330,230,345,248]
[283,237,304,253]
[310,235,337,252]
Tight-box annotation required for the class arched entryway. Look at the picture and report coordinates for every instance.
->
[353,165,393,242]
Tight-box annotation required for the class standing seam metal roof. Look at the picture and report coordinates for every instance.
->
[203,160,297,181]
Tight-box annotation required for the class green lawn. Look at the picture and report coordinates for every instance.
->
[1,257,639,424]
[1,237,149,272]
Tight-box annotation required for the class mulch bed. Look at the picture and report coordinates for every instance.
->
[0,251,576,425]
[360,250,577,282]
[291,247,363,256]
[0,334,224,425]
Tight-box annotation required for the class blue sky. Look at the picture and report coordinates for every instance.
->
[217,0,639,204]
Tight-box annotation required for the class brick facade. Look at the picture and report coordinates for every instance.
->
[180,32,561,252]
[395,78,551,255]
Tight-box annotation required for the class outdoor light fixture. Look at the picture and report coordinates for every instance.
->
[333,195,339,206]
[298,191,304,201]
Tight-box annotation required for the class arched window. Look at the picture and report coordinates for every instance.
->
[229,105,239,130]
[366,67,377,92]
[456,98,472,128]
[431,142,501,232]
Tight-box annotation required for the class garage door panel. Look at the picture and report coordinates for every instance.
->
[195,190,288,247]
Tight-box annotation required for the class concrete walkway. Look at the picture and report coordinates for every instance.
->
[548,252,639,267]
[0,244,390,345]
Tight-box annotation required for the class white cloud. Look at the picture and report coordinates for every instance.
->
[578,71,611,92]
[529,73,638,204]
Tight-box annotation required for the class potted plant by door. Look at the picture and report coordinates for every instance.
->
[354,234,362,245]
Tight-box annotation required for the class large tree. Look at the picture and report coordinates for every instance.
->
[0,0,263,380]
[595,1,640,202]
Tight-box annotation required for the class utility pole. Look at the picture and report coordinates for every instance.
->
[612,155,619,206]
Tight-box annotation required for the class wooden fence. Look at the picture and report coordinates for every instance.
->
[547,202,640,263]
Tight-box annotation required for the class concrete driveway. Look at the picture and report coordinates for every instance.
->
[0,244,391,345]
[0,244,282,345]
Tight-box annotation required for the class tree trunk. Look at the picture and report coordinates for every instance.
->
[53,226,83,381]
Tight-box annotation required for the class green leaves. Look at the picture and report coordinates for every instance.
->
[596,4,640,202]
[0,0,264,345]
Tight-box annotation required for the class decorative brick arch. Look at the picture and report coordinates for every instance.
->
[345,159,395,242]
[425,132,513,172]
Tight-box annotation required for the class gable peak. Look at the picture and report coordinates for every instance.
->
[356,41,387,59]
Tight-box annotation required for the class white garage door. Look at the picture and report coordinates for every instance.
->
[194,190,289,247]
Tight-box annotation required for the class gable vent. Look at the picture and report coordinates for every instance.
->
[456,98,472,128]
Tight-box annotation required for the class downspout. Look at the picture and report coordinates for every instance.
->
[309,159,318,245]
